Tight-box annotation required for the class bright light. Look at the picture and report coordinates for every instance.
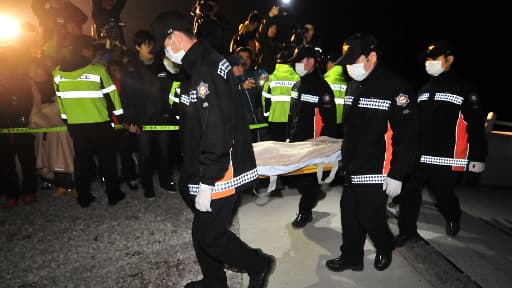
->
[280,0,292,6]
[0,14,21,44]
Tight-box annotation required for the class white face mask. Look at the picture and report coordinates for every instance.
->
[425,60,444,76]
[295,62,307,77]
[347,61,369,81]
[165,47,185,65]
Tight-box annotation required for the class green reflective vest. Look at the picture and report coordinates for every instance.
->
[53,63,123,124]
[262,63,300,123]
[169,81,181,106]
[324,65,347,124]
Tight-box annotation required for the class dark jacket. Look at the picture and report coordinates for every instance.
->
[122,53,173,126]
[31,0,88,43]
[342,63,417,182]
[288,69,337,142]
[179,41,258,192]
[416,69,487,170]
[91,0,127,28]
[0,54,32,128]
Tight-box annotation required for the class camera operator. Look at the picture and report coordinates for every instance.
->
[192,0,231,56]
[92,0,127,46]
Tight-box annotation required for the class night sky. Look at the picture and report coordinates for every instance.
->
[197,0,505,119]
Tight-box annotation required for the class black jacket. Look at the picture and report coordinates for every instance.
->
[122,53,173,126]
[342,63,417,182]
[178,41,258,191]
[417,69,487,169]
[288,69,337,142]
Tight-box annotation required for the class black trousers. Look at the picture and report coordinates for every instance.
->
[137,130,171,194]
[118,130,138,182]
[67,122,122,202]
[340,184,395,263]
[0,133,37,198]
[190,194,265,287]
[267,122,288,142]
[294,173,321,215]
[398,166,460,235]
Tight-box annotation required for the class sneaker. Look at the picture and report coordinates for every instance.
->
[54,187,72,197]
[3,198,18,209]
[21,193,36,204]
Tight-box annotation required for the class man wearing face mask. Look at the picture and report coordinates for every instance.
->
[325,32,417,273]
[152,10,275,288]
[395,41,488,246]
[287,45,337,228]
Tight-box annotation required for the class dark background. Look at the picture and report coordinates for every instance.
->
[119,0,506,121]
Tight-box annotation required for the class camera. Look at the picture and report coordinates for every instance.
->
[289,24,307,48]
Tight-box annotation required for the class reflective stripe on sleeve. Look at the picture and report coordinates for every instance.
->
[420,155,468,167]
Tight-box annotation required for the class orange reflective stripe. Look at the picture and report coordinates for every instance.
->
[383,121,393,175]
[314,107,323,138]
[453,112,469,171]
[211,163,235,199]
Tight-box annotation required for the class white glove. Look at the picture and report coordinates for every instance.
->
[468,161,486,173]
[383,177,402,198]
[195,184,213,212]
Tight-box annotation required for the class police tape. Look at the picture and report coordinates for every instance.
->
[0,123,268,134]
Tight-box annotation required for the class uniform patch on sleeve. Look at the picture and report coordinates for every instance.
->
[395,93,410,107]
[217,59,231,79]
[197,82,209,99]
[469,93,479,103]
[323,93,331,103]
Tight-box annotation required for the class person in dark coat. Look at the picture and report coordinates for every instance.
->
[152,10,275,288]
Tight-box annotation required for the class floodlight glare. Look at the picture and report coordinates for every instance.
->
[0,14,21,44]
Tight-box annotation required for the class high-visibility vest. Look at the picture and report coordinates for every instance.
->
[324,65,347,124]
[261,63,300,123]
[169,81,181,106]
[53,63,123,124]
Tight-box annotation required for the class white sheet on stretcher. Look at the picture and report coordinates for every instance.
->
[253,136,342,194]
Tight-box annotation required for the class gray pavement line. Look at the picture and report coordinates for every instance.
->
[481,217,512,237]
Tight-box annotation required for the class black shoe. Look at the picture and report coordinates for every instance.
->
[374,252,392,271]
[184,279,204,288]
[248,250,276,288]
[77,194,96,208]
[325,255,363,272]
[108,191,126,206]
[162,181,177,194]
[446,219,460,236]
[395,232,421,247]
[127,180,138,190]
[292,213,312,228]
[144,190,156,199]
[184,279,228,288]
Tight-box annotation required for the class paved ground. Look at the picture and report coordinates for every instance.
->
[1,179,511,288]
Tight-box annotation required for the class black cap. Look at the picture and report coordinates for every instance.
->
[288,45,316,63]
[151,10,194,53]
[424,40,454,59]
[227,54,243,66]
[336,32,378,65]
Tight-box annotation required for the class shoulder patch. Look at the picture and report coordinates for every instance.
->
[395,93,410,107]
[469,93,479,103]
[197,82,209,99]
[217,59,231,79]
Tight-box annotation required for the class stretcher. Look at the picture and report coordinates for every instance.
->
[253,136,342,195]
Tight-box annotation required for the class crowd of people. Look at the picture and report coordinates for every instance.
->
[0,1,489,287]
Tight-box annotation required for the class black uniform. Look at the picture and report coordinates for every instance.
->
[178,41,268,287]
[398,69,487,236]
[288,69,337,217]
[340,63,416,262]
[0,54,37,201]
